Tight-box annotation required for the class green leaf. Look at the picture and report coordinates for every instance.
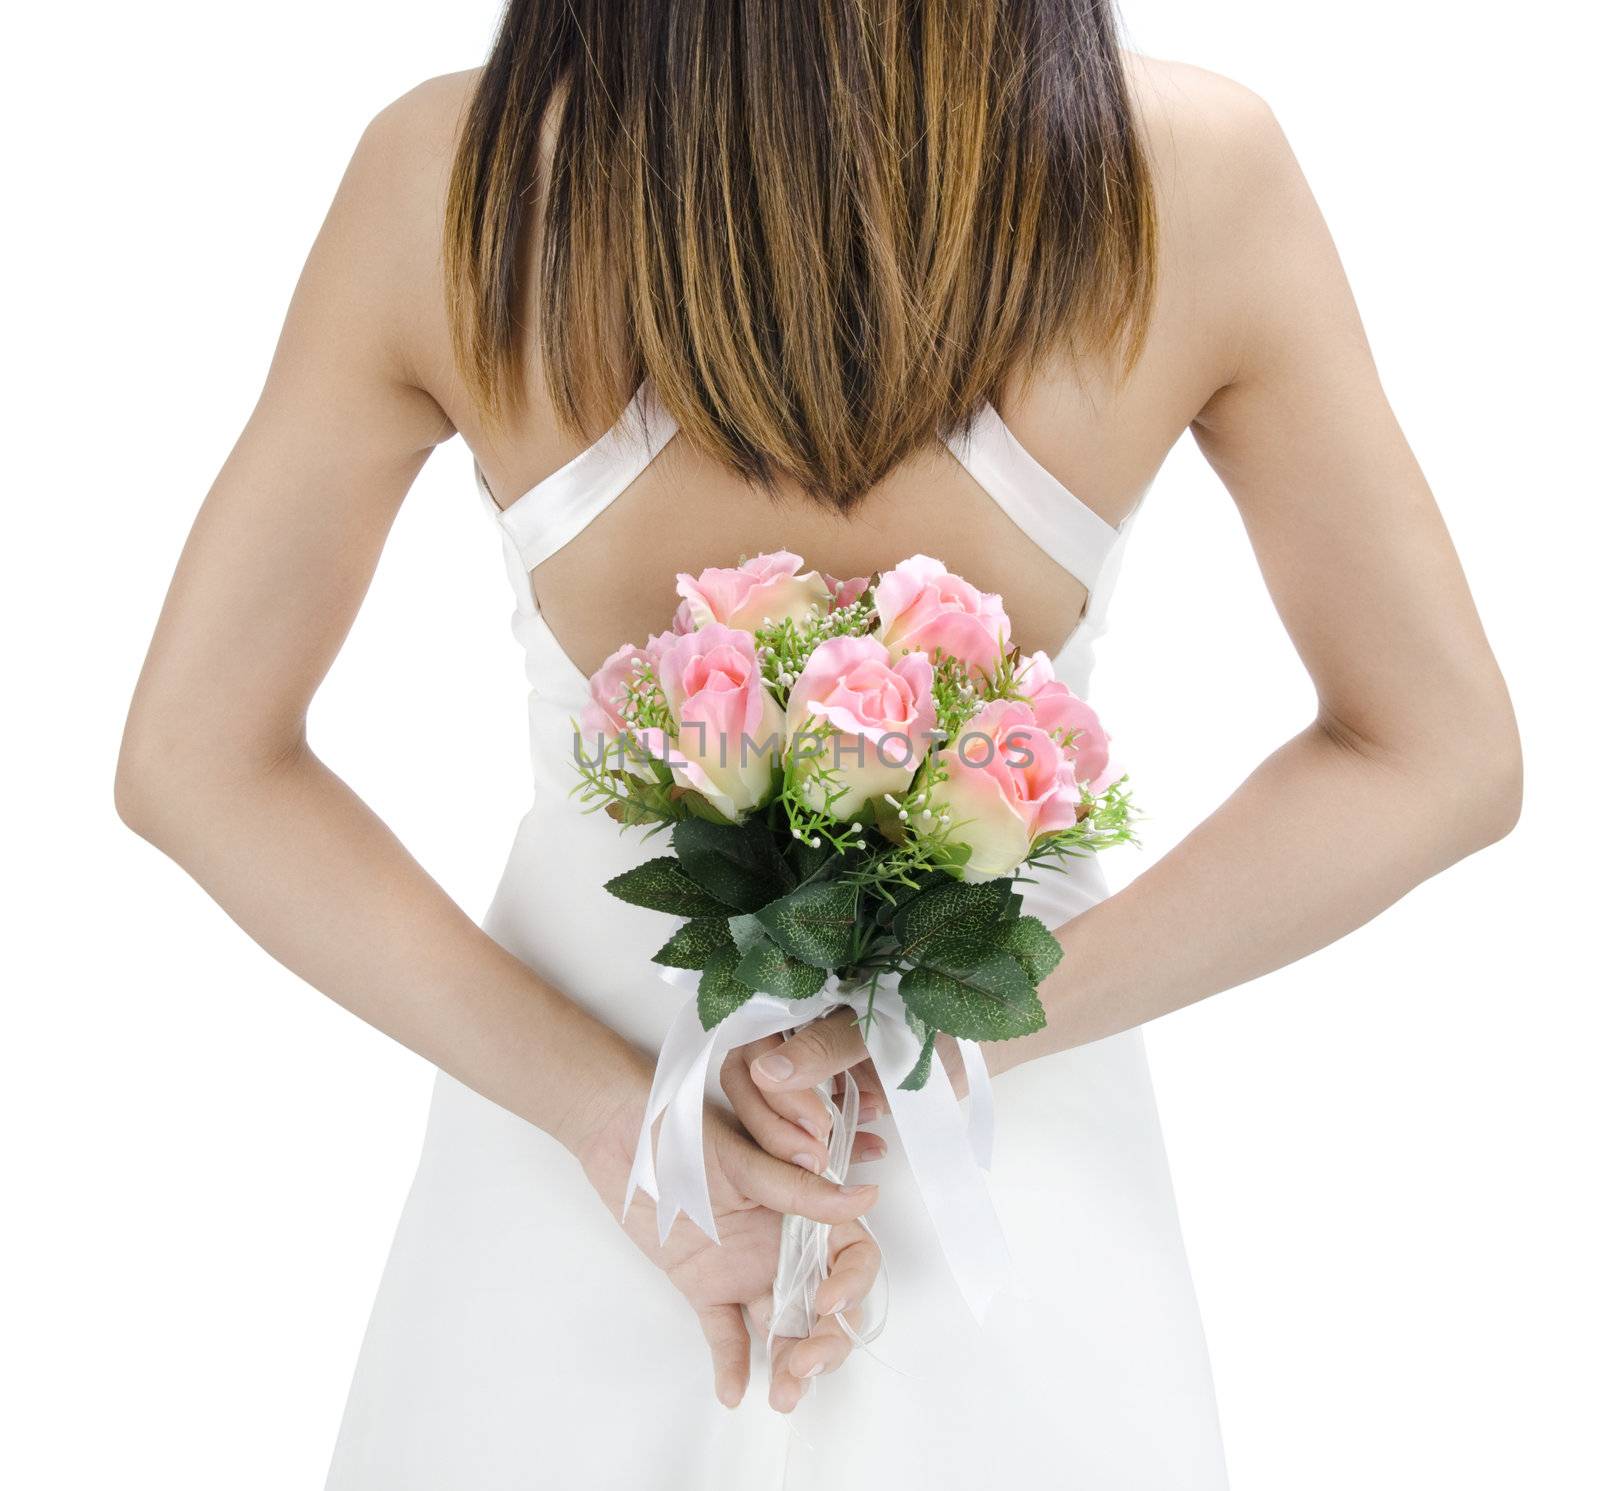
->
[899,951,1045,1041]
[785,833,835,886]
[727,911,770,954]
[605,857,731,918]
[734,938,829,1000]
[672,818,792,913]
[754,878,860,969]
[874,872,940,927]
[990,915,1063,984]
[679,794,738,826]
[650,916,734,971]
[891,878,1015,962]
[898,1026,940,1092]
[697,946,756,1030]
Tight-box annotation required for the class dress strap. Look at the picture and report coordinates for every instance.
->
[945,402,1122,595]
[475,381,680,574]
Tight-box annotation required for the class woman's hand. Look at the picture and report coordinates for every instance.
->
[721,1010,970,1176]
[571,1088,883,1413]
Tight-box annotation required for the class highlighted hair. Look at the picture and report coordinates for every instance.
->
[445,0,1155,509]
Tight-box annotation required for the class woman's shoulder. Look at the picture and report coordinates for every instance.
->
[1122,54,1314,349]
[309,72,484,411]
[365,68,483,145]
[1124,53,1295,209]
[324,71,481,255]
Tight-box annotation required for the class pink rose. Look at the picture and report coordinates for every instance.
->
[578,641,646,741]
[826,574,871,611]
[578,637,687,781]
[785,636,936,818]
[652,624,784,819]
[928,699,1082,881]
[1014,652,1118,792]
[874,555,1011,677]
[675,551,831,635]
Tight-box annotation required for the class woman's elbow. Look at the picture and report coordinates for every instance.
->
[1473,727,1523,847]
[114,716,182,845]
[1437,700,1522,855]
[114,704,291,849]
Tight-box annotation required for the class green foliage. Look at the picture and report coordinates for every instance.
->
[727,910,769,953]
[891,878,1016,961]
[784,830,836,886]
[651,916,734,971]
[568,728,682,828]
[900,956,1046,1042]
[605,857,731,917]
[697,946,757,1029]
[734,938,829,1000]
[753,878,861,969]
[990,915,1064,984]
[616,832,1078,1054]
[672,818,792,912]
[899,1023,940,1092]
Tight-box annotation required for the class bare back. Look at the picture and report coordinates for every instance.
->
[396,59,1252,676]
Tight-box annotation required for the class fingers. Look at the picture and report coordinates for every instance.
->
[720,1042,833,1176]
[851,1130,887,1165]
[750,1221,882,1412]
[729,1141,877,1225]
[751,1010,869,1098]
[845,1059,886,1121]
[696,1303,750,1408]
[769,1312,858,1410]
[813,1227,880,1321]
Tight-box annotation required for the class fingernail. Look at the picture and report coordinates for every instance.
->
[790,1152,821,1174]
[799,1118,827,1141]
[840,1183,873,1195]
[823,1298,853,1316]
[755,1053,794,1081]
[802,1362,825,1378]
[857,1100,879,1121]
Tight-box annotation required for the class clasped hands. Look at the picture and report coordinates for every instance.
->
[578,1009,965,1412]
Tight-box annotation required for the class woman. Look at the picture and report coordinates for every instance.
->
[116,1,1520,1485]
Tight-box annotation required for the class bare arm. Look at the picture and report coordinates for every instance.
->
[114,89,651,1151]
[116,85,879,1409]
[1009,84,1521,1057]
[740,79,1522,1111]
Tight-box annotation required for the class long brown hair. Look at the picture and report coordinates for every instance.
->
[445,0,1155,510]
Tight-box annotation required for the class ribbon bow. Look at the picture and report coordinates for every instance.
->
[624,970,1012,1324]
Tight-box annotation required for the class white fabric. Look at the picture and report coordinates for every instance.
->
[630,969,1010,1324]
[325,388,1228,1489]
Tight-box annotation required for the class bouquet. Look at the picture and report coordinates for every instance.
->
[572,552,1135,1328]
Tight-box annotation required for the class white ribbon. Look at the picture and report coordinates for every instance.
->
[624,969,1012,1325]
[766,1066,888,1347]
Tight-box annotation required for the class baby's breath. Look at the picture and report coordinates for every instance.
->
[931,656,984,736]
[755,599,876,706]
[620,658,672,732]
[777,726,872,857]
[567,724,680,831]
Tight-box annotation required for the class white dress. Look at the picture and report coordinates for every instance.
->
[325,385,1229,1489]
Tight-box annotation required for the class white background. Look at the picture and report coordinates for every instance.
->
[5,3,1595,1487]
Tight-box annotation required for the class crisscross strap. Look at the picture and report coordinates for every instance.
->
[474,381,680,574]
[944,402,1123,596]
